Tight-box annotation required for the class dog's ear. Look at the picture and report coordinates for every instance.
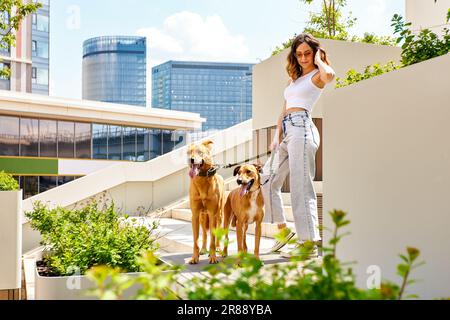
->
[233,166,241,176]
[201,139,214,150]
[252,163,263,173]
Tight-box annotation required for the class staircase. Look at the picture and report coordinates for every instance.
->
[151,176,323,260]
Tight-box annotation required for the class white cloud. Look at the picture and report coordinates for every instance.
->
[136,27,183,54]
[136,11,250,63]
[136,11,252,107]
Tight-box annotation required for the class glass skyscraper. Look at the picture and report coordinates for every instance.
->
[31,0,50,95]
[82,36,146,106]
[152,61,254,131]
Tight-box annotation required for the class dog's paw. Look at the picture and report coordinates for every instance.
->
[188,255,199,264]
[208,255,219,264]
[221,250,228,258]
[200,248,208,255]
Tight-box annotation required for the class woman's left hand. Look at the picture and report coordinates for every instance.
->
[314,48,322,65]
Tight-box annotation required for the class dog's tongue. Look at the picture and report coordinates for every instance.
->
[239,184,249,197]
[189,164,200,178]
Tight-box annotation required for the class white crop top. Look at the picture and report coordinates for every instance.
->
[284,69,324,112]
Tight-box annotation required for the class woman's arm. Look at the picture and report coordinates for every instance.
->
[270,100,286,150]
[315,49,335,84]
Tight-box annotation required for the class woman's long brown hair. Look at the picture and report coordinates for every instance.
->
[286,33,331,81]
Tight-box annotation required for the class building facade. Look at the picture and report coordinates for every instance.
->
[31,0,50,95]
[0,91,204,199]
[83,36,146,107]
[0,0,49,94]
[152,60,254,132]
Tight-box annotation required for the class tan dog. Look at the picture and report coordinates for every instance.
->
[187,139,225,264]
[223,164,264,259]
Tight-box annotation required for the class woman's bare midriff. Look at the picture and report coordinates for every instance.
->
[285,107,307,115]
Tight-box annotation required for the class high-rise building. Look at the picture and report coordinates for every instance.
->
[0,0,49,93]
[31,0,50,95]
[152,60,254,131]
[82,36,146,107]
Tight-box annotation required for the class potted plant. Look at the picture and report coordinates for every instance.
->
[25,200,162,300]
[0,171,22,295]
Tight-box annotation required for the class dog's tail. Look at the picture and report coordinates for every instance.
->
[223,193,233,229]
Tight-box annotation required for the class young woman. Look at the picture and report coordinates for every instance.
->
[261,33,335,258]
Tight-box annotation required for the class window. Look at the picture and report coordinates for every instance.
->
[39,119,57,157]
[57,176,74,187]
[162,130,174,154]
[0,115,19,156]
[75,123,91,159]
[35,41,48,58]
[33,14,48,32]
[149,129,162,160]
[107,125,122,160]
[122,127,136,161]
[136,128,150,161]
[0,62,10,81]
[93,124,108,159]
[20,118,39,157]
[36,68,48,85]
[39,176,57,193]
[23,176,38,199]
[32,67,37,82]
[58,121,75,158]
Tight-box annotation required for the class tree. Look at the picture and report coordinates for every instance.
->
[0,0,42,78]
[300,0,357,40]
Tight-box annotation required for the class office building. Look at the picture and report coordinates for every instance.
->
[152,60,254,131]
[83,36,146,107]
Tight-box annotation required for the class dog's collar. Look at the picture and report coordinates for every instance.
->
[198,165,218,177]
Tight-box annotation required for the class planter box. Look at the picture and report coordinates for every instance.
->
[34,250,175,300]
[0,190,22,291]
[34,261,146,300]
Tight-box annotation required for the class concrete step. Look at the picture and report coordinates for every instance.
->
[170,208,295,239]
[154,218,278,255]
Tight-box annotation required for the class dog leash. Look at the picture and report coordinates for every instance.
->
[216,150,273,169]
[205,149,277,186]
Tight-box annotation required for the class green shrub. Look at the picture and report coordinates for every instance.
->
[350,32,397,46]
[0,171,19,191]
[86,209,425,300]
[391,13,450,67]
[335,61,401,88]
[25,201,158,276]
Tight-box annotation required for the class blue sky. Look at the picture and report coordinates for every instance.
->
[50,0,405,102]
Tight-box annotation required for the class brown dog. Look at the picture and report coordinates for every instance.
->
[223,164,264,259]
[187,139,225,264]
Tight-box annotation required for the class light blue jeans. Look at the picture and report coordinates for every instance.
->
[261,110,321,242]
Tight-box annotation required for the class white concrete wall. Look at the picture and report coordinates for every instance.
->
[322,53,450,299]
[0,191,22,289]
[252,38,402,130]
[406,0,450,36]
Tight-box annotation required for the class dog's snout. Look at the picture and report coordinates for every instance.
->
[236,179,242,185]
[190,158,194,164]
